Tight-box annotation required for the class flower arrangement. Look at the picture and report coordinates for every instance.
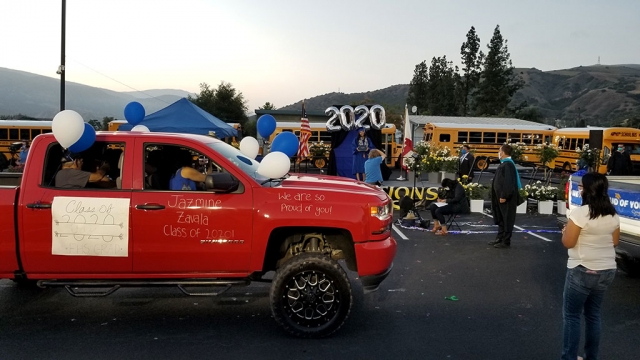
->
[463,182,488,200]
[441,155,460,173]
[575,144,602,171]
[507,142,528,163]
[524,181,559,201]
[519,188,529,200]
[534,143,559,168]
[309,141,330,157]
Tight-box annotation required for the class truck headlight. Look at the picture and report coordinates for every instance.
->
[370,204,390,219]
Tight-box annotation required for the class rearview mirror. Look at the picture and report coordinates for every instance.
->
[205,173,239,193]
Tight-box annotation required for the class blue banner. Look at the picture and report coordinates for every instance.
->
[570,182,640,220]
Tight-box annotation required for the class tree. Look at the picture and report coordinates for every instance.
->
[425,56,459,116]
[407,61,429,114]
[258,102,277,110]
[88,119,103,130]
[102,117,115,130]
[188,82,249,125]
[475,25,523,116]
[515,106,544,123]
[459,26,484,116]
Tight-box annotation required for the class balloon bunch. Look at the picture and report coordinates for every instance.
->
[52,110,96,153]
[124,101,149,132]
[236,114,297,179]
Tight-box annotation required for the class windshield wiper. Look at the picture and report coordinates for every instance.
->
[260,174,290,186]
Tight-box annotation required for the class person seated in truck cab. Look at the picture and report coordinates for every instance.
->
[169,150,209,191]
[55,152,113,189]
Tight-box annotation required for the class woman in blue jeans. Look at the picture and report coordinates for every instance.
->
[561,172,620,360]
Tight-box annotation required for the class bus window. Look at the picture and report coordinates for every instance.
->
[483,132,496,144]
[282,129,293,133]
[543,135,551,144]
[532,134,542,145]
[568,138,576,150]
[458,132,468,143]
[20,129,30,140]
[9,129,19,140]
[509,133,521,143]
[469,132,482,143]
[497,133,507,143]
[294,130,300,137]
[576,138,584,150]
[43,129,52,134]
[522,133,533,145]
[319,131,331,142]
[32,129,41,137]
[0,129,7,140]
[439,134,451,142]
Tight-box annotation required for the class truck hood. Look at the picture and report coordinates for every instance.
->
[275,174,389,201]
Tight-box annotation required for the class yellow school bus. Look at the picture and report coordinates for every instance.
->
[267,122,403,168]
[552,127,640,174]
[0,120,53,168]
[108,120,128,131]
[423,121,557,169]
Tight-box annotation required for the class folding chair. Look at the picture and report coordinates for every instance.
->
[445,213,462,231]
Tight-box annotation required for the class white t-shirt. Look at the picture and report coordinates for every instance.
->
[567,205,619,270]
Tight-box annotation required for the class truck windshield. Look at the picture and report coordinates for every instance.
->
[208,142,269,183]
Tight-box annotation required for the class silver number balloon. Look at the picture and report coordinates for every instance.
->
[354,105,371,130]
[369,104,386,130]
[339,105,355,131]
[325,106,341,132]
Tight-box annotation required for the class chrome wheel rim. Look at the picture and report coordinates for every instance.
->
[282,270,339,327]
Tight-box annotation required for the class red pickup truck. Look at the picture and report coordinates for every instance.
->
[0,132,396,337]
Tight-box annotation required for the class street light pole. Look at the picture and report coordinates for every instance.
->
[58,0,66,111]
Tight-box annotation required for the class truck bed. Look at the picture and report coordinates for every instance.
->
[0,172,22,186]
[0,186,20,278]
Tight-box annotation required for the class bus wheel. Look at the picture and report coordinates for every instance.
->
[0,154,8,170]
[314,157,326,169]
[562,162,572,172]
[475,157,489,171]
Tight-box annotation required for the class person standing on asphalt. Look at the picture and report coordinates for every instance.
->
[488,144,521,248]
[560,172,619,360]
[458,144,475,182]
[607,144,632,175]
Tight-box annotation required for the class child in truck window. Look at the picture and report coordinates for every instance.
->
[55,152,112,189]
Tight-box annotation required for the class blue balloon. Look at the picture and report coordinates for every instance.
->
[257,114,277,139]
[271,131,299,157]
[68,123,96,153]
[124,101,145,125]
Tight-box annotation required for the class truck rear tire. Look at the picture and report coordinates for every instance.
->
[270,253,352,338]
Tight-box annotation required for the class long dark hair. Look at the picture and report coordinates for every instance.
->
[581,173,616,219]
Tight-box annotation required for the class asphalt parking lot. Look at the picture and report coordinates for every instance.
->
[1,210,638,360]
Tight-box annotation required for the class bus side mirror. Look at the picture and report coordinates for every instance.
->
[205,173,239,193]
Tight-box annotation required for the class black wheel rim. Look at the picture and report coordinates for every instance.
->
[282,270,340,327]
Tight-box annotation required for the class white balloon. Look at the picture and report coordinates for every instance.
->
[258,151,291,179]
[239,136,260,159]
[131,125,150,132]
[52,110,84,148]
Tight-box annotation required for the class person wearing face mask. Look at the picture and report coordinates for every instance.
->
[488,144,522,248]
[606,144,632,175]
[458,144,475,182]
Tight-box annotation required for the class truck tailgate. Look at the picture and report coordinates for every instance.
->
[0,186,20,277]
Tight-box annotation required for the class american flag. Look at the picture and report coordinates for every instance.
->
[297,101,311,163]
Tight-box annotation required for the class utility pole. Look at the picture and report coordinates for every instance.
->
[58,0,66,111]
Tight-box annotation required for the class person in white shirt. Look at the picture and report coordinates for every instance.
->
[561,172,620,360]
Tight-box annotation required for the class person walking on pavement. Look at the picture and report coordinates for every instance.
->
[560,172,619,360]
[606,144,632,175]
[458,144,475,182]
[488,144,521,248]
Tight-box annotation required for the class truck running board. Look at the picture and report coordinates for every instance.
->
[37,279,251,298]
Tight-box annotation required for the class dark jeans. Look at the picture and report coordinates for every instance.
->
[428,203,455,224]
[562,266,616,360]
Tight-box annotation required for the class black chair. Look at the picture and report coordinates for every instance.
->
[445,213,462,231]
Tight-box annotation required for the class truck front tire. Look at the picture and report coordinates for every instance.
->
[270,253,352,338]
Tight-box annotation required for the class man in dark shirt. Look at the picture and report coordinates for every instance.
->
[607,144,632,175]
[55,153,111,188]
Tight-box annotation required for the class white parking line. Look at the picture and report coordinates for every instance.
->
[392,224,409,240]
[482,213,553,242]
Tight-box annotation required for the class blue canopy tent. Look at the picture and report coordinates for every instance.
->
[119,98,238,138]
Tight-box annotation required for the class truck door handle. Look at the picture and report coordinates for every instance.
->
[26,203,52,209]
[135,203,165,210]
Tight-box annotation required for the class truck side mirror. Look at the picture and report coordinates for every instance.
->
[205,173,239,193]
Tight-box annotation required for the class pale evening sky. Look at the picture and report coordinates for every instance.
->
[1,0,639,113]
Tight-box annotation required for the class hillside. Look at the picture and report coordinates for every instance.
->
[0,67,183,120]
[281,65,640,125]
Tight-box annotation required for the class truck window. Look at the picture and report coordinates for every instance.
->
[43,141,126,189]
[143,144,225,191]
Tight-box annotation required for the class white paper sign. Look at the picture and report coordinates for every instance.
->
[51,197,130,257]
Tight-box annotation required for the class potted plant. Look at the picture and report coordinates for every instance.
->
[464,182,488,213]
[441,155,459,181]
[575,144,602,173]
[517,188,528,214]
[555,187,567,216]
[525,182,557,214]
[534,143,559,176]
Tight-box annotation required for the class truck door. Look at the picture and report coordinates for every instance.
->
[131,140,253,274]
[18,139,133,275]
